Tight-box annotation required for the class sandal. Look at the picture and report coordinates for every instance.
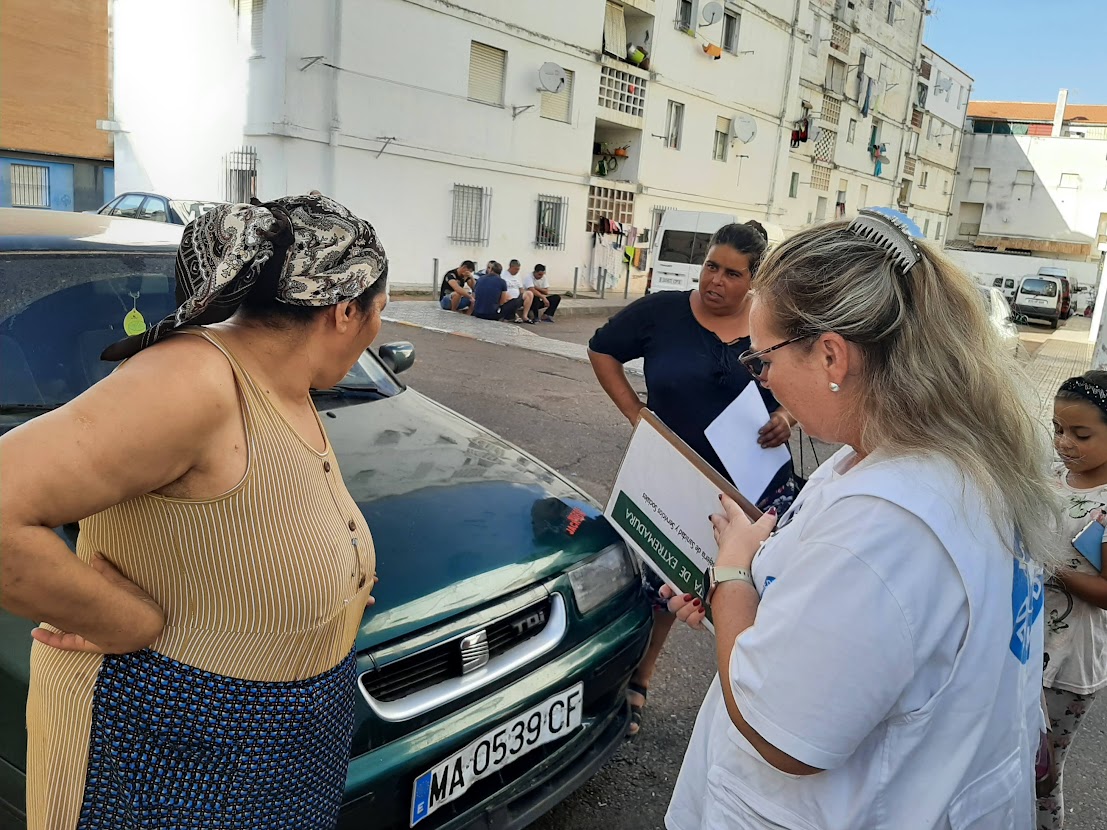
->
[626,680,648,738]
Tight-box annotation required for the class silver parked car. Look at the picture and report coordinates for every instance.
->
[96,192,225,225]
[977,286,1021,356]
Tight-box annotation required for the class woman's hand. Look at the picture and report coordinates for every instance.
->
[710,496,778,571]
[659,584,708,630]
[31,554,164,655]
[758,411,793,448]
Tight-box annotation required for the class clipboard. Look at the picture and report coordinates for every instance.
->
[604,409,761,633]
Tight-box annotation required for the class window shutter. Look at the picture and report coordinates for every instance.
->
[603,2,628,57]
[468,42,506,106]
[541,69,574,122]
[716,116,731,135]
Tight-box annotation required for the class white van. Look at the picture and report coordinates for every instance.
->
[990,276,1018,305]
[1013,275,1064,329]
[648,211,785,293]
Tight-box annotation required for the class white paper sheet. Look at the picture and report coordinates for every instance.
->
[704,385,791,502]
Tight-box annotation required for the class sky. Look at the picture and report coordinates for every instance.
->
[923,0,1106,104]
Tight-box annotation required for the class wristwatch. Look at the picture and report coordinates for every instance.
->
[706,566,754,605]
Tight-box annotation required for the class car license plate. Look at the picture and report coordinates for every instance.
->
[409,683,583,826]
[1030,298,1047,305]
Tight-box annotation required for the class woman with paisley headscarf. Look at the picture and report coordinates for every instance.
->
[0,194,388,829]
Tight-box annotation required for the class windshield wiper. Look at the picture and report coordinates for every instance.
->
[0,403,60,413]
[311,384,386,398]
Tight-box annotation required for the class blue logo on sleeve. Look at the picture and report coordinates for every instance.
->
[1009,556,1043,664]
[763,576,776,589]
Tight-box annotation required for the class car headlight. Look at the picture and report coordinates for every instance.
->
[568,543,638,615]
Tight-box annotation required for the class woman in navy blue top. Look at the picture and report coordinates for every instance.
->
[588,221,796,737]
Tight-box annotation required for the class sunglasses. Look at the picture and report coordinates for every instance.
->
[738,335,809,379]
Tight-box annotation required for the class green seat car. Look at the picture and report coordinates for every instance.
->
[0,209,652,829]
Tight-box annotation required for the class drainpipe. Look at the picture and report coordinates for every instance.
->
[766,0,802,222]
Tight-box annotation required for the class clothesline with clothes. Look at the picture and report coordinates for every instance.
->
[590,217,640,292]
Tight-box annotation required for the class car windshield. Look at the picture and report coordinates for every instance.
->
[0,252,397,409]
[1021,278,1057,297]
[169,201,223,224]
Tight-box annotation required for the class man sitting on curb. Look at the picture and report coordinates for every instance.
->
[472,261,511,320]
[439,260,476,313]
[501,260,529,323]
[523,264,561,322]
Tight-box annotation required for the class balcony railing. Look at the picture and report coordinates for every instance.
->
[598,60,647,122]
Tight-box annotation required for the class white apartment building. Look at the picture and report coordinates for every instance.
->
[950,90,1107,266]
[779,0,928,231]
[104,0,939,290]
[900,45,971,244]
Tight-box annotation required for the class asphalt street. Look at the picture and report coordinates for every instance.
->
[376,315,1106,830]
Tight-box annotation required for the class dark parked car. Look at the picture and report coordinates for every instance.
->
[0,209,651,828]
[95,191,225,225]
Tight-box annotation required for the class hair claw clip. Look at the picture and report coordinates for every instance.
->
[847,208,923,275]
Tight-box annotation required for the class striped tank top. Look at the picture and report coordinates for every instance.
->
[25,328,375,828]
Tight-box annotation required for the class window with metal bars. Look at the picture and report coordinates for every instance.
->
[450,184,492,245]
[587,186,633,231]
[535,195,568,250]
[811,164,832,192]
[223,146,258,203]
[10,164,49,208]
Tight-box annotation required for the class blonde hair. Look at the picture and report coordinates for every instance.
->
[756,220,1062,568]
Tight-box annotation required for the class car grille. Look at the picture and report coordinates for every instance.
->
[361,596,555,703]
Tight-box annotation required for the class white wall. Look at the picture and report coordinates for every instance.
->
[949,249,1101,291]
[111,0,251,200]
[953,133,1107,251]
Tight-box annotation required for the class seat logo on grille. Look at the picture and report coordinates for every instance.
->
[460,630,489,674]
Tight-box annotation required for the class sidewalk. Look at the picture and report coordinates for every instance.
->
[1023,318,1095,424]
[382,299,644,374]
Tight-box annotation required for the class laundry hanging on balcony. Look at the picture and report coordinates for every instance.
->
[871,144,888,176]
[790,117,810,148]
[860,77,874,117]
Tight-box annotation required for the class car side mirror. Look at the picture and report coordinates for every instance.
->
[378,341,415,375]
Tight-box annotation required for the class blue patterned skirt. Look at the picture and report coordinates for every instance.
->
[76,649,356,829]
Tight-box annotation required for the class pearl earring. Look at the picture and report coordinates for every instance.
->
[829,382,841,393]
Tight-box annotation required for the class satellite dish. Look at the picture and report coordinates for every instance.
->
[701,1,724,25]
[731,114,757,144]
[537,62,567,93]
[934,76,953,94]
